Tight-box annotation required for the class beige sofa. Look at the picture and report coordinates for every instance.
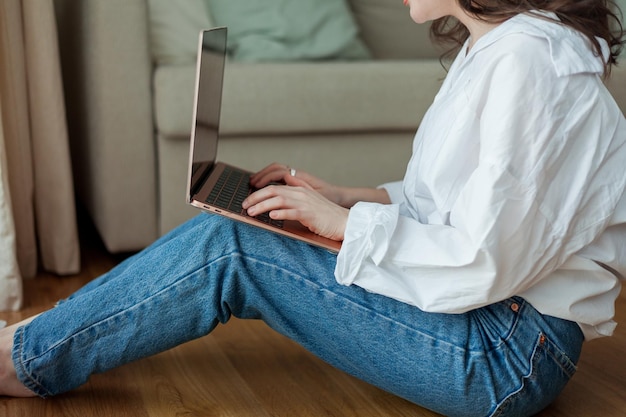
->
[53,0,626,253]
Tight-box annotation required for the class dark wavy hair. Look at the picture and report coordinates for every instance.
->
[431,0,625,76]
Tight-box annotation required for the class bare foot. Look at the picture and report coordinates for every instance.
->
[0,316,40,397]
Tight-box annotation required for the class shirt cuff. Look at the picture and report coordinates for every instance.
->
[334,202,400,286]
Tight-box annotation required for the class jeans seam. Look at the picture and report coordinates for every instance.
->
[543,335,578,378]
[240,252,474,354]
[318,286,477,354]
[502,298,525,344]
[489,332,544,417]
[12,326,52,398]
[489,330,578,417]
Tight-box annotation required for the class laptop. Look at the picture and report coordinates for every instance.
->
[186,27,341,253]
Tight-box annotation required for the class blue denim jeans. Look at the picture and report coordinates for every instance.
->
[12,214,583,416]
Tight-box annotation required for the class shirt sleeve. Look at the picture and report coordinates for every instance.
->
[335,38,626,313]
[379,181,404,204]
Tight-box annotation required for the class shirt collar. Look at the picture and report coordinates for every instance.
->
[465,11,609,77]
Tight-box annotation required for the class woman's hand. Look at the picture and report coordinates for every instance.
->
[243,167,349,241]
[250,163,345,206]
[250,162,392,208]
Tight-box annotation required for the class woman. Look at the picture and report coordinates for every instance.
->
[1,1,625,416]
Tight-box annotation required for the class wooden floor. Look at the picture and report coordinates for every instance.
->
[1,219,624,416]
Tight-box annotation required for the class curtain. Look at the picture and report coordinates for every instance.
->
[0,0,80,311]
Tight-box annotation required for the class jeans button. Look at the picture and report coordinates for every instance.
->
[511,303,519,312]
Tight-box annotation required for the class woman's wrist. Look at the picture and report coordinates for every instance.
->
[336,187,391,208]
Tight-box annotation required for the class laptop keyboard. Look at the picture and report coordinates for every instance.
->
[204,166,284,228]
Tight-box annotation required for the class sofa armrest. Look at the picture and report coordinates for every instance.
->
[55,0,158,252]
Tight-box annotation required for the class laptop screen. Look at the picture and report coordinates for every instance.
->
[188,27,227,198]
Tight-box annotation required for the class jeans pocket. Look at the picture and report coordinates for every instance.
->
[491,332,578,417]
[471,298,523,351]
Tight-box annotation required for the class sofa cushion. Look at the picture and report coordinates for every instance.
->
[348,0,441,59]
[148,0,213,65]
[205,0,370,62]
[154,62,445,137]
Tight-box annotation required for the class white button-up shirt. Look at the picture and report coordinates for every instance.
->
[336,12,626,340]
